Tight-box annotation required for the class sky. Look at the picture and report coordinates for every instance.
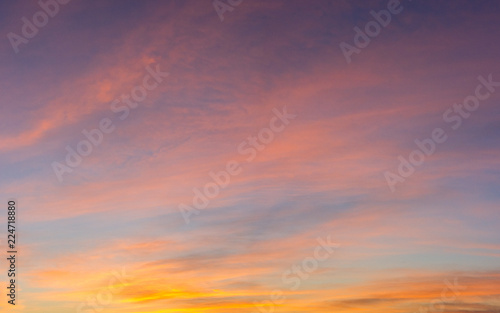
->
[0,0,499,312]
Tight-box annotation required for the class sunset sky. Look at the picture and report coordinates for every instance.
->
[0,0,499,312]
